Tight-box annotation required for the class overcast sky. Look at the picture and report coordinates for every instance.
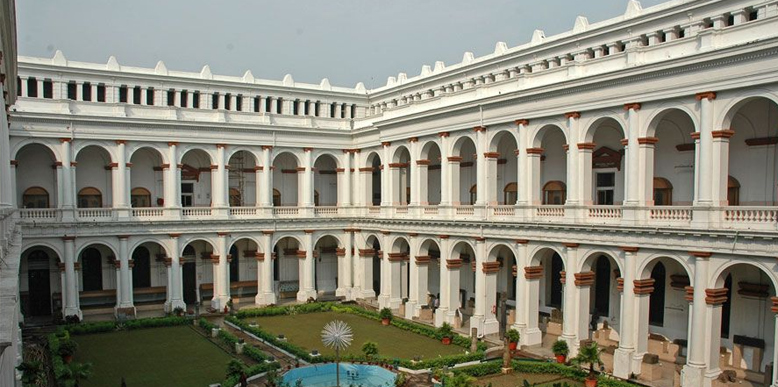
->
[17,0,668,89]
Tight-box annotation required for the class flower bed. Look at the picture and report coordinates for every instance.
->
[449,360,641,387]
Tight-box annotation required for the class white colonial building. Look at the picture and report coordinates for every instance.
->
[1,0,778,386]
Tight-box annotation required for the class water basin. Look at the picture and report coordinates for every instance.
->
[282,363,396,387]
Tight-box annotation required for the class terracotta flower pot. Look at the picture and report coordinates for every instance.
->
[585,377,598,387]
[441,337,452,345]
[509,342,517,351]
[63,355,73,364]
[381,318,390,326]
[555,354,566,364]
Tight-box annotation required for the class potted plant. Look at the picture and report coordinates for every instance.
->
[379,307,392,325]
[552,339,569,364]
[571,342,604,387]
[506,329,520,350]
[59,339,79,363]
[60,362,92,387]
[438,322,454,345]
[362,341,378,359]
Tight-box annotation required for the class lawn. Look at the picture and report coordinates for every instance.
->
[475,373,584,387]
[247,311,465,360]
[73,325,234,387]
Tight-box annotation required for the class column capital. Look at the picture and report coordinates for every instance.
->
[438,131,450,138]
[771,297,778,314]
[115,140,127,145]
[62,236,76,241]
[623,103,641,111]
[620,138,629,146]
[303,147,313,152]
[343,228,361,233]
[712,130,735,139]
[438,235,449,239]
[475,237,486,242]
[407,233,418,237]
[684,286,695,302]
[381,141,391,147]
[482,261,500,274]
[117,235,130,240]
[216,144,227,149]
[483,152,500,159]
[690,132,701,140]
[695,91,717,101]
[514,119,529,126]
[408,137,418,143]
[304,229,315,234]
[577,142,596,150]
[261,145,274,151]
[446,156,462,163]
[638,137,659,145]
[619,246,639,253]
[565,111,581,119]
[168,233,181,238]
[380,230,391,235]
[415,255,431,264]
[524,266,543,279]
[473,126,487,132]
[416,159,430,166]
[705,288,728,305]
[10,160,17,166]
[526,148,544,155]
[446,259,463,269]
[515,239,529,245]
[262,230,274,235]
[217,232,230,237]
[574,271,595,286]
[634,279,656,294]
[562,242,579,249]
[167,142,179,146]
[59,138,73,143]
[689,251,712,259]
[255,252,265,261]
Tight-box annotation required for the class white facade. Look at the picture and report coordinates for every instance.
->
[3,1,778,387]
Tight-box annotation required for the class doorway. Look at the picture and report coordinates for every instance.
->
[183,262,197,304]
[27,250,51,316]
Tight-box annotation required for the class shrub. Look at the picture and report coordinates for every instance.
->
[552,339,569,356]
[506,328,520,344]
[362,341,379,358]
[571,342,604,379]
[379,307,393,320]
[437,322,454,339]
[58,339,78,357]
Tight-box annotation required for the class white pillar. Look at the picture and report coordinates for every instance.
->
[562,243,580,356]
[337,231,353,299]
[61,139,75,210]
[614,247,639,378]
[256,231,276,305]
[475,127,487,206]
[695,93,715,207]
[565,113,581,205]
[299,231,316,301]
[63,237,82,319]
[164,142,180,208]
[682,253,710,387]
[261,146,272,207]
[516,120,530,207]
[113,141,129,209]
[212,232,230,310]
[213,145,227,208]
[0,97,12,207]
[116,236,134,311]
[302,148,314,207]
[381,143,391,207]
[772,310,778,387]
[512,240,529,337]
[168,234,185,311]
[711,130,734,207]
[342,150,352,206]
[378,233,391,308]
[439,133,451,206]
[624,104,641,206]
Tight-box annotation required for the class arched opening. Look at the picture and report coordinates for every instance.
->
[273,237,303,300]
[364,153,382,206]
[22,187,50,209]
[272,153,300,206]
[228,238,260,307]
[535,126,568,206]
[16,144,58,208]
[385,237,410,308]
[579,254,620,344]
[416,239,441,321]
[180,240,214,306]
[132,246,152,289]
[650,109,696,206]
[20,247,58,318]
[313,154,339,206]
[469,185,478,205]
[452,137,477,205]
[724,97,778,206]
[129,147,163,207]
[77,187,103,208]
[272,189,281,207]
[131,242,167,306]
[419,141,442,205]
[365,235,382,298]
[451,241,477,331]
[648,262,666,326]
[489,244,518,330]
[77,244,117,310]
[543,181,567,205]
[228,150,258,207]
[653,177,674,206]
[75,146,113,208]
[391,147,411,205]
[710,263,776,381]
[490,131,519,205]
[130,187,152,208]
[504,183,517,206]
[584,118,626,205]
[180,149,213,207]
[314,236,340,296]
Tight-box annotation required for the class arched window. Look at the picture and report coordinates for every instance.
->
[77,187,102,208]
[469,185,477,205]
[229,188,242,207]
[130,187,151,208]
[727,176,740,206]
[272,189,281,207]
[182,245,196,258]
[503,182,517,205]
[542,181,566,205]
[23,187,50,208]
[653,177,673,206]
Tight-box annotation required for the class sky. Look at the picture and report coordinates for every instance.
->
[16,0,668,89]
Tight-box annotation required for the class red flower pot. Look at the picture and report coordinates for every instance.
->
[381,318,390,326]
[555,354,566,364]
[509,342,518,350]
[585,377,598,387]
[441,337,452,345]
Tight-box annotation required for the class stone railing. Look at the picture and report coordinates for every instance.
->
[649,206,693,223]
[422,205,439,215]
[230,207,260,217]
[76,208,114,219]
[587,206,623,224]
[273,207,299,216]
[492,205,515,217]
[454,206,475,216]
[314,206,339,216]
[18,208,60,220]
[131,207,164,218]
[182,207,212,218]
[536,205,565,218]
[723,207,778,231]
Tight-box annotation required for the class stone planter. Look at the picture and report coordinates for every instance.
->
[211,327,220,338]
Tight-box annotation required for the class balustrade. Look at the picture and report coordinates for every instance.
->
[536,206,565,218]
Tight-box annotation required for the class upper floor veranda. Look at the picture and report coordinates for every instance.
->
[6,0,778,234]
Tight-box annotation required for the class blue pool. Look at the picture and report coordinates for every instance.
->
[282,363,396,387]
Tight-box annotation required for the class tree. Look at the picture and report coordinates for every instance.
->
[571,342,604,380]
[361,341,378,358]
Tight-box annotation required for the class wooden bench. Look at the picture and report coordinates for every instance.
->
[133,286,166,304]
[199,281,259,301]
[79,289,117,308]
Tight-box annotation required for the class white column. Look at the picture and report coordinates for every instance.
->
[337,231,353,299]
[562,243,580,356]
[61,139,75,210]
[164,142,180,208]
[381,143,391,207]
[261,147,272,207]
[63,237,82,319]
[523,261,543,346]
[117,236,134,310]
[256,231,276,305]
[302,148,314,207]
[614,247,638,379]
[378,233,391,308]
[254,166,262,207]
[434,236,450,327]
[711,130,733,207]
[114,141,129,209]
[168,234,185,311]
[772,311,778,387]
[475,127,487,206]
[213,145,227,208]
[624,105,641,206]
[695,93,715,207]
[0,96,12,207]
[212,232,230,310]
[682,254,710,387]
[512,241,529,337]
[439,133,451,206]
[565,113,581,205]
[342,150,352,206]
[516,120,530,206]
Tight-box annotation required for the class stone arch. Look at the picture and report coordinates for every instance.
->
[391,145,411,164]
[718,90,778,131]
[637,252,694,280]
[73,142,115,163]
[419,139,442,160]
[127,145,169,165]
[530,124,568,148]
[581,114,627,143]
[313,153,339,206]
[176,145,215,165]
[646,108,697,206]
[21,242,64,262]
[313,233,344,249]
[272,152,301,207]
[75,241,118,262]
[528,245,566,268]
[15,143,59,208]
[12,139,61,162]
[225,146,260,164]
[450,134,477,157]
[129,146,165,208]
[271,150,302,166]
[487,127,520,152]
[75,145,114,208]
[578,249,624,274]
[128,237,171,258]
[645,105,699,138]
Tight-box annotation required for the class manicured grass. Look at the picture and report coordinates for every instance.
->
[248,311,465,360]
[73,325,234,387]
[475,373,583,387]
